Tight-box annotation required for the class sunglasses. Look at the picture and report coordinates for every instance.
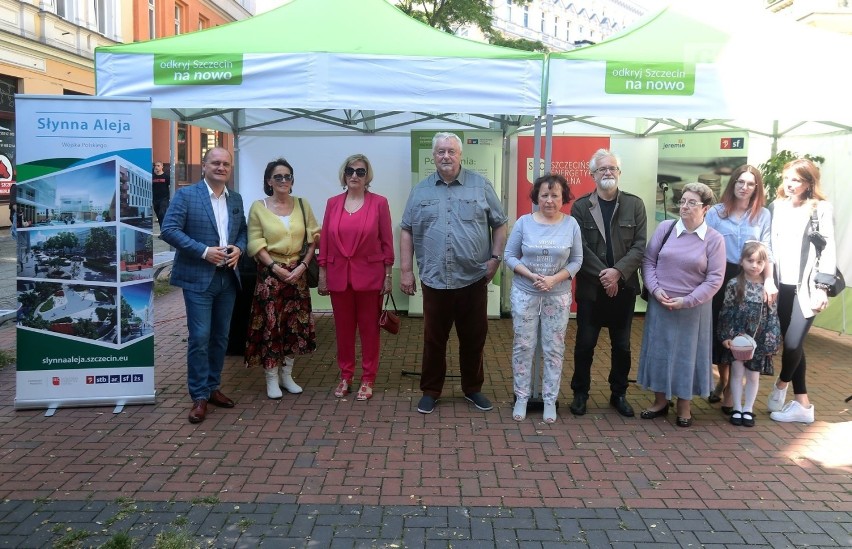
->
[344,167,367,178]
[271,174,293,182]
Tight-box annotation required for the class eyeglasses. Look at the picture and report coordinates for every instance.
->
[735,179,757,188]
[678,199,703,208]
[594,166,620,174]
[271,174,293,182]
[344,167,367,178]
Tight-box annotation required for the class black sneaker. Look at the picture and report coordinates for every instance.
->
[417,395,437,414]
[464,392,493,411]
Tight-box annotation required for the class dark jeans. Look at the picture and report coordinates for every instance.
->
[154,196,170,226]
[777,284,812,394]
[420,278,488,397]
[184,269,237,401]
[571,287,636,396]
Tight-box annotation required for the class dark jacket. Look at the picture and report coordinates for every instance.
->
[570,189,647,301]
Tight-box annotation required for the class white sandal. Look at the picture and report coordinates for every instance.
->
[513,399,527,421]
[543,402,557,424]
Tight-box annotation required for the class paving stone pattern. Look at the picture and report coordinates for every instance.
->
[0,232,850,547]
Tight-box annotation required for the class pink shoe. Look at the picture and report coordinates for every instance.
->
[334,379,350,398]
[356,382,374,401]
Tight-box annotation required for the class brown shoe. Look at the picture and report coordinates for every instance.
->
[209,390,235,408]
[188,399,207,424]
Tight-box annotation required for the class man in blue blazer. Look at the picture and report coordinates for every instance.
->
[161,147,248,424]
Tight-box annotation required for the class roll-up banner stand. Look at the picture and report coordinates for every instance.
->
[14,95,155,413]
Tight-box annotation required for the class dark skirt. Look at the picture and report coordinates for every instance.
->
[245,261,316,369]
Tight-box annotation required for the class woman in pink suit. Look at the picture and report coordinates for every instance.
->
[318,154,395,401]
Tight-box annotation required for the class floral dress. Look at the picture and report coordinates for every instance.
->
[717,279,781,372]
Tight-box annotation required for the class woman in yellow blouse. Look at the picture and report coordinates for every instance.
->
[245,158,320,399]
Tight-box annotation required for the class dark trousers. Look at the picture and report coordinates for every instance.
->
[571,287,636,396]
[420,278,488,397]
[154,196,170,226]
[777,284,812,394]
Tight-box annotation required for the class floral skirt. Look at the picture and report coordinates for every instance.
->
[245,262,316,369]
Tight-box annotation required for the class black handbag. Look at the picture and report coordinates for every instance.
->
[297,198,319,288]
[809,210,845,297]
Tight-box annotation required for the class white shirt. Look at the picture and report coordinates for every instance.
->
[202,179,230,259]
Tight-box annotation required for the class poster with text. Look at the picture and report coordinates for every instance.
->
[408,130,503,318]
[516,136,609,218]
[656,132,749,222]
[14,95,154,410]
[516,136,610,312]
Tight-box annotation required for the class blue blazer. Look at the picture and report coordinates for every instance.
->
[161,180,248,292]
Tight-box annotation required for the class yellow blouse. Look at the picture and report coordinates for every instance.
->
[247,196,320,263]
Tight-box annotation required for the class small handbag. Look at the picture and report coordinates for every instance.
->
[297,198,319,288]
[379,293,400,335]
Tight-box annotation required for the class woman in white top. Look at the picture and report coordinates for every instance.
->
[766,158,836,423]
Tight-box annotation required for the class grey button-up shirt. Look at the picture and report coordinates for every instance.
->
[400,168,508,289]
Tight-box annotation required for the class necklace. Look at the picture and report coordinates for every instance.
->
[344,197,364,215]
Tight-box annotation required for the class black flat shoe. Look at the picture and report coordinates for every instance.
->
[741,412,755,427]
[640,406,669,419]
[721,406,734,415]
[676,416,693,427]
[708,393,722,404]
[729,410,743,426]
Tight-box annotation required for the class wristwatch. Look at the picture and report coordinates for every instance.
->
[490,254,502,262]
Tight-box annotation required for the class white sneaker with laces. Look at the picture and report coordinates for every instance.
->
[767,383,788,412]
[770,401,815,424]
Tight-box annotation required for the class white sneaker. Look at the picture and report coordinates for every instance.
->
[767,383,788,412]
[770,401,815,424]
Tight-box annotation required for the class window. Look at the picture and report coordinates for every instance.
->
[95,0,107,35]
[507,0,512,21]
[54,0,73,21]
[554,16,559,37]
[541,12,545,32]
[174,3,183,35]
[523,6,528,27]
[148,0,156,39]
[198,16,208,31]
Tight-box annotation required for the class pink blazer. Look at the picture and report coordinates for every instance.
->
[319,191,394,292]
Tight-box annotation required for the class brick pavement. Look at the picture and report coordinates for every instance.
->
[0,241,850,546]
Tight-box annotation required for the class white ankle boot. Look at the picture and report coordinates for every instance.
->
[279,359,303,394]
[265,368,283,399]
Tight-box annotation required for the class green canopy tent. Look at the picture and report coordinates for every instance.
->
[95,0,545,135]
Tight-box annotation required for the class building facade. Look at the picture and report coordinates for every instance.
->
[457,0,648,51]
[127,0,253,190]
[766,0,852,34]
[0,0,253,227]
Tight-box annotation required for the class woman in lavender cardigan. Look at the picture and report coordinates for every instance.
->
[637,182,725,427]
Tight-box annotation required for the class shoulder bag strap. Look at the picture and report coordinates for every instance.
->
[297,198,308,249]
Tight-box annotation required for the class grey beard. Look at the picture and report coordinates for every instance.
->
[599,178,617,190]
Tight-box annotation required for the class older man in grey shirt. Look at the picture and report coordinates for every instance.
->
[400,132,508,415]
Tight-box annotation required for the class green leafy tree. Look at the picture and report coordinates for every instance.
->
[397,0,545,52]
[758,150,825,205]
[86,227,116,258]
